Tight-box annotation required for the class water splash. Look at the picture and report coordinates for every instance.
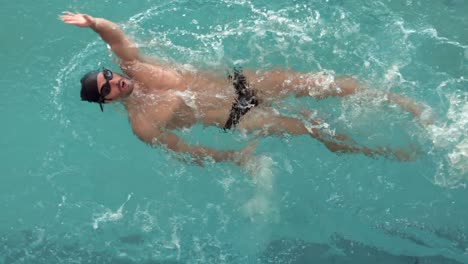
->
[241,155,279,222]
[430,78,468,187]
[92,193,133,229]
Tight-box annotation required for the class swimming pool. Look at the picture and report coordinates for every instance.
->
[1,0,467,263]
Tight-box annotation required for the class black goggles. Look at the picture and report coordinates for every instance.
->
[98,68,113,112]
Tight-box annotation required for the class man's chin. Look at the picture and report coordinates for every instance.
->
[127,84,134,94]
[123,87,134,98]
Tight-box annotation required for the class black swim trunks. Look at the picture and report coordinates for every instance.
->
[224,68,259,130]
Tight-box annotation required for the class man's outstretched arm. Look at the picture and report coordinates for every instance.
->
[157,131,246,165]
[60,11,139,62]
[132,121,255,165]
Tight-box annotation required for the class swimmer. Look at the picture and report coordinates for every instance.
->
[60,12,429,165]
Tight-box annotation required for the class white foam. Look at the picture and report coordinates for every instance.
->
[420,27,468,50]
[447,138,468,175]
[241,155,279,221]
[163,218,182,260]
[395,20,467,51]
[217,175,236,192]
[429,79,468,187]
[58,195,66,207]
[133,204,160,233]
[395,20,416,41]
[384,64,403,84]
[92,193,132,229]
[243,155,275,191]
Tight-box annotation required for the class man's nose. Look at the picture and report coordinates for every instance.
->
[110,78,119,86]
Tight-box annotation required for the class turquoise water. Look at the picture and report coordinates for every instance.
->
[1,0,468,263]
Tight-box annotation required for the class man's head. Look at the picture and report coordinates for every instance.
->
[80,68,134,111]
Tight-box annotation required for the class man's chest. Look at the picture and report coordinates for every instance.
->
[133,95,196,129]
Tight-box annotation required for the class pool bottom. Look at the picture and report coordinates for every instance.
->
[0,230,463,264]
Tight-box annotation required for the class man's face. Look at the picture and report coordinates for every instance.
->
[96,69,133,102]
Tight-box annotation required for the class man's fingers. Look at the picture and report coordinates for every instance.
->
[60,16,83,23]
[62,20,78,25]
[60,17,75,23]
[60,15,76,21]
[60,11,82,20]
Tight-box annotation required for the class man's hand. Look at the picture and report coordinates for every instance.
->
[60,11,140,62]
[234,141,258,166]
[60,11,95,28]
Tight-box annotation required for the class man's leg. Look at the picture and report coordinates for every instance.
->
[387,92,433,125]
[246,69,432,125]
[238,108,415,161]
[245,69,359,101]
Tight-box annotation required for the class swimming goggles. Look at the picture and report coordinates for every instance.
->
[98,68,113,112]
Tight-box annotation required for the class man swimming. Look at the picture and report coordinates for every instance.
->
[60,12,428,164]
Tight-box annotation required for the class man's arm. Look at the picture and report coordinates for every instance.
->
[132,120,253,165]
[60,11,139,62]
[155,130,239,164]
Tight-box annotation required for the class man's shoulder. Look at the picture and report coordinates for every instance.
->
[119,58,163,73]
[119,60,170,88]
[128,113,163,145]
[119,60,149,76]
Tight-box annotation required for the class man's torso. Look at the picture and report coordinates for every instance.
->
[122,62,238,131]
